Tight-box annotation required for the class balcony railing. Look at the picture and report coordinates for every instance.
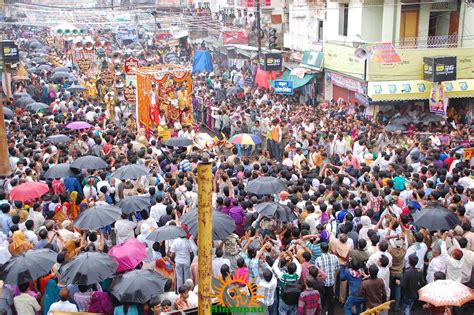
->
[398,34,459,49]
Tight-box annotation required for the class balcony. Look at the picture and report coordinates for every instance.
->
[398,34,460,49]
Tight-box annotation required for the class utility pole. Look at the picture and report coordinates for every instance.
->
[256,0,262,63]
[0,61,11,177]
[197,162,212,315]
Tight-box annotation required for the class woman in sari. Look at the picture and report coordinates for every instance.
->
[155,255,176,292]
[8,231,33,256]
[42,277,59,315]
[69,191,80,220]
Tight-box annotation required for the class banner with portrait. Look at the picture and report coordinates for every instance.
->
[429,82,448,117]
[136,65,193,133]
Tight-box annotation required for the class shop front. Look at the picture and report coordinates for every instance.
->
[326,72,367,104]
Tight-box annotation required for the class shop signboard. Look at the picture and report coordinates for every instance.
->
[423,56,457,82]
[328,72,366,94]
[1,40,19,63]
[324,43,365,80]
[368,43,401,64]
[273,80,293,95]
[367,48,472,81]
[260,52,282,71]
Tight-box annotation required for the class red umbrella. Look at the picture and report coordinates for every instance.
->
[108,238,147,273]
[9,182,49,202]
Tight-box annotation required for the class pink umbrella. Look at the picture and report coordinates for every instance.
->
[108,238,147,273]
[9,182,49,202]
[66,121,92,130]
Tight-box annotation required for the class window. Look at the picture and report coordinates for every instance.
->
[338,4,348,36]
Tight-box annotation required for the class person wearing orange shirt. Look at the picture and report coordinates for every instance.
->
[269,119,282,161]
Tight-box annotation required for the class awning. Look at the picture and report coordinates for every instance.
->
[270,70,315,89]
[368,80,432,101]
[300,50,323,71]
[442,79,474,98]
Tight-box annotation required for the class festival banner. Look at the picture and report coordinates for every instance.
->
[124,75,137,104]
[101,67,115,86]
[429,83,448,117]
[77,58,91,74]
[368,43,401,64]
[124,57,139,75]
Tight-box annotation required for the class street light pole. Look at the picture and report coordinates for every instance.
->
[256,0,262,63]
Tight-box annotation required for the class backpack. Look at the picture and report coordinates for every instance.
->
[88,291,113,314]
[282,280,302,305]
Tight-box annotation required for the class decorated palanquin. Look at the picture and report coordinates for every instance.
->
[136,65,193,135]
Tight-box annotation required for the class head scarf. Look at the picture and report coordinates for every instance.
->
[9,231,32,256]
[70,191,80,220]
[64,239,77,260]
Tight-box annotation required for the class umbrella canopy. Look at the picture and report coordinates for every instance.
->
[60,251,118,286]
[254,202,297,223]
[246,176,287,195]
[74,204,121,230]
[384,124,406,132]
[13,92,31,99]
[412,205,460,231]
[47,134,71,144]
[109,269,167,304]
[44,163,74,179]
[3,107,14,119]
[10,182,49,202]
[0,249,57,285]
[181,210,236,240]
[419,113,445,124]
[418,280,474,307]
[193,133,214,150]
[26,102,49,112]
[52,66,71,73]
[37,64,52,71]
[165,137,193,147]
[111,164,149,180]
[147,225,187,242]
[71,155,108,170]
[67,85,88,93]
[108,238,148,272]
[51,71,71,82]
[66,121,92,130]
[14,97,35,108]
[228,133,262,145]
[390,115,415,125]
[117,196,151,214]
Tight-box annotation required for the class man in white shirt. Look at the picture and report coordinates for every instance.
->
[48,288,78,314]
[150,196,167,223]
[115,214,137,245]
[366,240,393,268]
[171,236,197,290]
[404,233,427,270]
[24,220,38,246]
[212,247,231,278]
[426,245,446,283]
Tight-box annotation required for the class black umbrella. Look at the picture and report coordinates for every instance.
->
[37,64,52,72]
[44,163,74,179]
[419,113,445,124]
[13,92,31,99]
[384,124,406,132]
[111,164,149,180]
[52,66,71,73]
[181,210,236,240]
[254,202,297,223]
[246,176,287,195]
[67,85,87,93]
[117,196,151,215]
[71,155,108,170]
[51,71,71,82]
[47,134,71,144]
[26,102,49,112]
[146,225,187,242]
[60,252,118,285]
[0,249,57,284]
[74,204,122,230]
[165,137,193,147]
[3,107,14,119]
[109,269,167,304]
[14,97,35,108]
[412,206,460,231]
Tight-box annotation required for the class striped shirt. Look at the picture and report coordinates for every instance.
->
[257,276,278,307]
[179,159,191,172]
[316,253,339,287]
[306,241,322,264]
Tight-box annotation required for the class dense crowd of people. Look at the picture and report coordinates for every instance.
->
[0,24,473,315]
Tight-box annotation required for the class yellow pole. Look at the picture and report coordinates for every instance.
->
[197,162,212,315]
[0,61,11,177]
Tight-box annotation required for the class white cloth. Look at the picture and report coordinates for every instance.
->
[150,203,167,223]
[404,242,427,269]
[212,256,231,278]
[47,300,78,314]
[115,219,136,245]
[426,255,446,283]
[170,238,197,265]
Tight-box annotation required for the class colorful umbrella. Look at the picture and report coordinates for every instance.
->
[66,121,92,130]
[108,238,148,272]
[9,182,49,202]
[418,280,474,307]
[228,133,261,145]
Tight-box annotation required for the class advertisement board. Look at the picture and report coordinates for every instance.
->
[273,80,293,95]
[423,56,457,82]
